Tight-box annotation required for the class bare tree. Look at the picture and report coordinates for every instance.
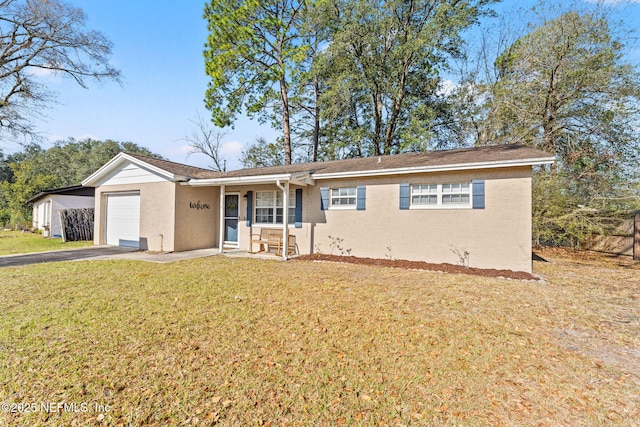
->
[183,114,227,172]
[0,0,121,141]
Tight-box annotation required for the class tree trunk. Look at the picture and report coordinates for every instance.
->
[542,66,559,156]
[542,108,557,154]
[372,89,383,156]
[351,99,363,158]
[312,73,320,162]
[280,76,293,165]
[542,101,558,174]
[384,57,410,154]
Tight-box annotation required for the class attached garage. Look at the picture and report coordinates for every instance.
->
[83,153,216,253]
[105,193,140,248]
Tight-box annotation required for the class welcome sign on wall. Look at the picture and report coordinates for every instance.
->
[189,201,210,210]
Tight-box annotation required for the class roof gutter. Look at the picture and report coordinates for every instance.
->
[183,174,293,186]
[311,157,556,180]
[183,172,314,187]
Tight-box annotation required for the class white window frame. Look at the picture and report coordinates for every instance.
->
[410,182,472,209]
[329,187,357,210]
[254,190,296,225]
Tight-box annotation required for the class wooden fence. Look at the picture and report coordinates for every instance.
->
[582,212,640,260]
[59,208,94,242]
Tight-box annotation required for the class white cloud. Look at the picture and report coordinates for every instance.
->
[26,66,54,77]
[43,133,99,145]
[25,66,62,83]
[167,144,193,156]
[220,140,243,157]
[162,141,244,170]
[437,79,458,97]
[166,141,242,159]
[161,144,194,164]
[45,134,65,143]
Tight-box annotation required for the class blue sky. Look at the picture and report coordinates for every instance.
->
[6,0,640,171]
[23,0,278,170]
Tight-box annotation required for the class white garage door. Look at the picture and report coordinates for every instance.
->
[105,193,140,248]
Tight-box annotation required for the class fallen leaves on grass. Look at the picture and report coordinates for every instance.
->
[0,254,637,426]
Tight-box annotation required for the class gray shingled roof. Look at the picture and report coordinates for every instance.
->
[124,152,220,179]
[127,144,553,180]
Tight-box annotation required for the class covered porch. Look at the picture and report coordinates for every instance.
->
[182,171,315,260]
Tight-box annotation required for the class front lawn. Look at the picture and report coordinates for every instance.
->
[0,254,638,426]
[0,230,92,256]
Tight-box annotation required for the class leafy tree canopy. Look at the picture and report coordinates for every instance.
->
[240,137,285,168]
[488,10,640,182]
[314,0,497,157]
[0,138,160,226]
[462,6,640,246]
[202,0,496,163]
[203,0,307,164]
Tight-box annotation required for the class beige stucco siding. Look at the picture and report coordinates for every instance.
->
[307,167,533,272]
[218,166,532,272]
[93,182,176,252]
[91,163,534,272]
[174,185,218,252]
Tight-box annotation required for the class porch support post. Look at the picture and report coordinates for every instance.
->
[219,185,225,254]
[282,181,289,261]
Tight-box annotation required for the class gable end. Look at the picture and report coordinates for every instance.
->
[94,161,172,186]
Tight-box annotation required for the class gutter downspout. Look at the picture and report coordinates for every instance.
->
[276,180,289,261]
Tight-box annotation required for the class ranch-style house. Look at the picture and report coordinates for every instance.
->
[81,144,554,273]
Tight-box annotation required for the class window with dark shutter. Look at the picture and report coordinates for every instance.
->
[245,191,253,226]
[472,180,485,209]
[320,187,329,210]
[399,183,410,210]
[356,186,366,210]
[295,188,302,227]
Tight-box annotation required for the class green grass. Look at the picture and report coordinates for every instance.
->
[0,254,638,426]
[0,230,92,256]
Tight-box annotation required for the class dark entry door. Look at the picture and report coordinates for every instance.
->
[224,194,239,245]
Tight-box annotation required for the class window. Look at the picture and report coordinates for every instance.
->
[411,184,437,206]
[411,182,471,208]
[330,187,357,208]
[255,190,296,225]
[442,183,470,205]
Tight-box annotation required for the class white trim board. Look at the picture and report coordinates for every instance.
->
[311,157,556,180]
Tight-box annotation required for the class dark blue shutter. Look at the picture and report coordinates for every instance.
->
[295,188,302,228]
[320,187,329,210]
[472,180,485,209]
[356,186,366,210]
[245,191,253,226]
[399,184,410,210]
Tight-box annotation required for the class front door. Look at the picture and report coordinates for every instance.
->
[224,194,239,246]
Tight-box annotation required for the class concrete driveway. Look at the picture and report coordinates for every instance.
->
[0,246,218,267]
[0,246,138,267]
